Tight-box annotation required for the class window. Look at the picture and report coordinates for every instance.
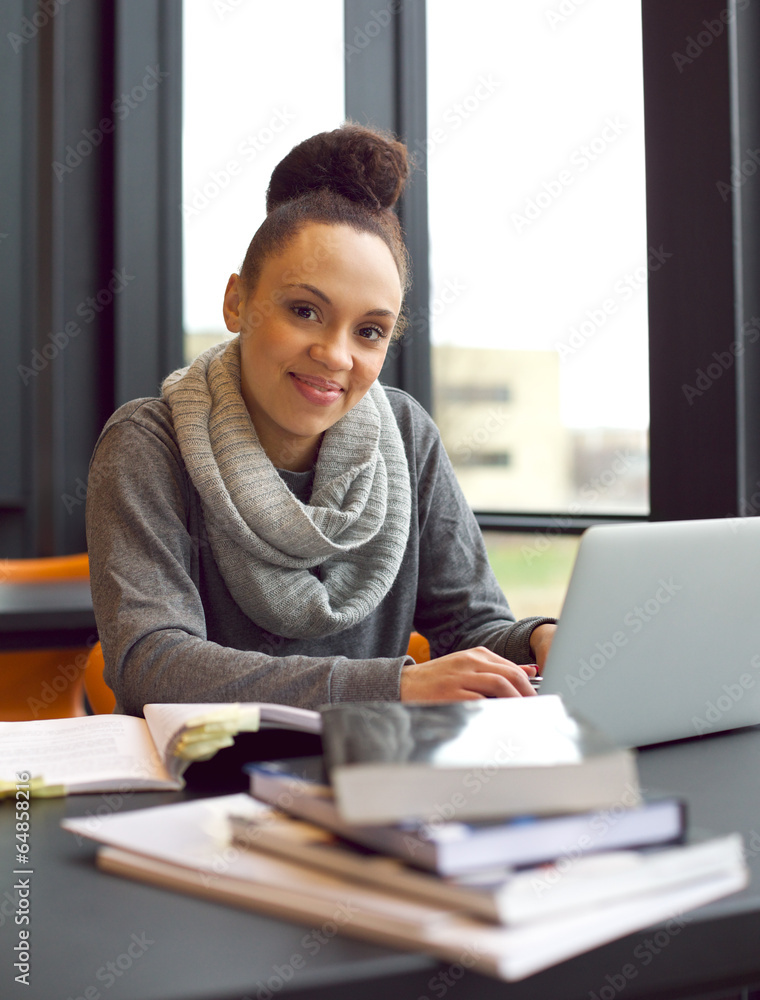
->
[182,0,345,363]
[426,1,649,518]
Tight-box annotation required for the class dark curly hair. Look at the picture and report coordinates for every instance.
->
[238,123,412,334]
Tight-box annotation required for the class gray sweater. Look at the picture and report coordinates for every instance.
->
[86,386,554,715]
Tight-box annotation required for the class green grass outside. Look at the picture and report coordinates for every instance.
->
[482,531,579,620]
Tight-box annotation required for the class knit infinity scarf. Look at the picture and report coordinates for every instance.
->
[162,337,412,638]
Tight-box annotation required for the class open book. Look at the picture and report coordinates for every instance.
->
[0,703,321,797]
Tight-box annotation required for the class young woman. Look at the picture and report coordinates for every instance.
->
[86,123,556,715]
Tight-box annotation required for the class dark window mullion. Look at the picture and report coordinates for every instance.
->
[113,0,183,407]
[731,0,760,514]
[644,0,741,521]
[344,0,431,413]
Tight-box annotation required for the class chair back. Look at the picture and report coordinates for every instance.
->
[84,642,116,714]
[406,632,431,663]
[0,553,92,721]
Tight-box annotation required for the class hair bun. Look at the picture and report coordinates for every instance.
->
[266,122,409,214]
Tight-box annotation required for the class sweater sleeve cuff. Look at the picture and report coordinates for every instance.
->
[502,616,558,665]
[327,656,409,703]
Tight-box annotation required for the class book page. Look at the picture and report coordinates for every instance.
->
[0,715,174,789]
[142,702,321,766]
[256,703,321,734]
[143,703,262,766]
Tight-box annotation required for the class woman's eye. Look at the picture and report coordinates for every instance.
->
[357,326,387,342]
[293,305,318,321]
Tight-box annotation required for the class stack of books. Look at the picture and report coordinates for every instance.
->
[60,696,748,981]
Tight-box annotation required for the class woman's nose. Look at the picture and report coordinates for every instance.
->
[309,330,353,370]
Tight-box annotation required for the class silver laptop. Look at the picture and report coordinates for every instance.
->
[539,516,760,748]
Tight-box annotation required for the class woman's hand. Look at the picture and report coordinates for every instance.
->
[400,647,537,702]
[529,623,557,674]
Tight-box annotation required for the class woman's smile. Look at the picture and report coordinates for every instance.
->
[288,371,345,406]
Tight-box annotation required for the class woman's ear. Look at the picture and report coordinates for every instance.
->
[222,274,245,332]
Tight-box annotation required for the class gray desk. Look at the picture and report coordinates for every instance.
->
[0,580,96,650]
[2,728,760,1000]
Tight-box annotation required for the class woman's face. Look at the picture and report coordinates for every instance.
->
[223,223,402,471]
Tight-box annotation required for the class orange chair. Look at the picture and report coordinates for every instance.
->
[0,553,90,583]
[82,633,432,717]
[83,641,116,714]
[0,553,93,721]
[407,631,431,663]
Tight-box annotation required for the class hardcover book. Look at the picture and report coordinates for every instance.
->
[319,695,639,823]
[228,799,726,926]
[247,755,684,876]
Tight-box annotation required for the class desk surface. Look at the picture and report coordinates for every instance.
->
[2,727,760,1000]
[0,580,96,649]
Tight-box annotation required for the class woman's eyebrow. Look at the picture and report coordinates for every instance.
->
[283,282,331,304]
[284,283,396,320]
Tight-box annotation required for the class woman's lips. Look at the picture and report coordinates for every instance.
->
[289,372,344,406]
